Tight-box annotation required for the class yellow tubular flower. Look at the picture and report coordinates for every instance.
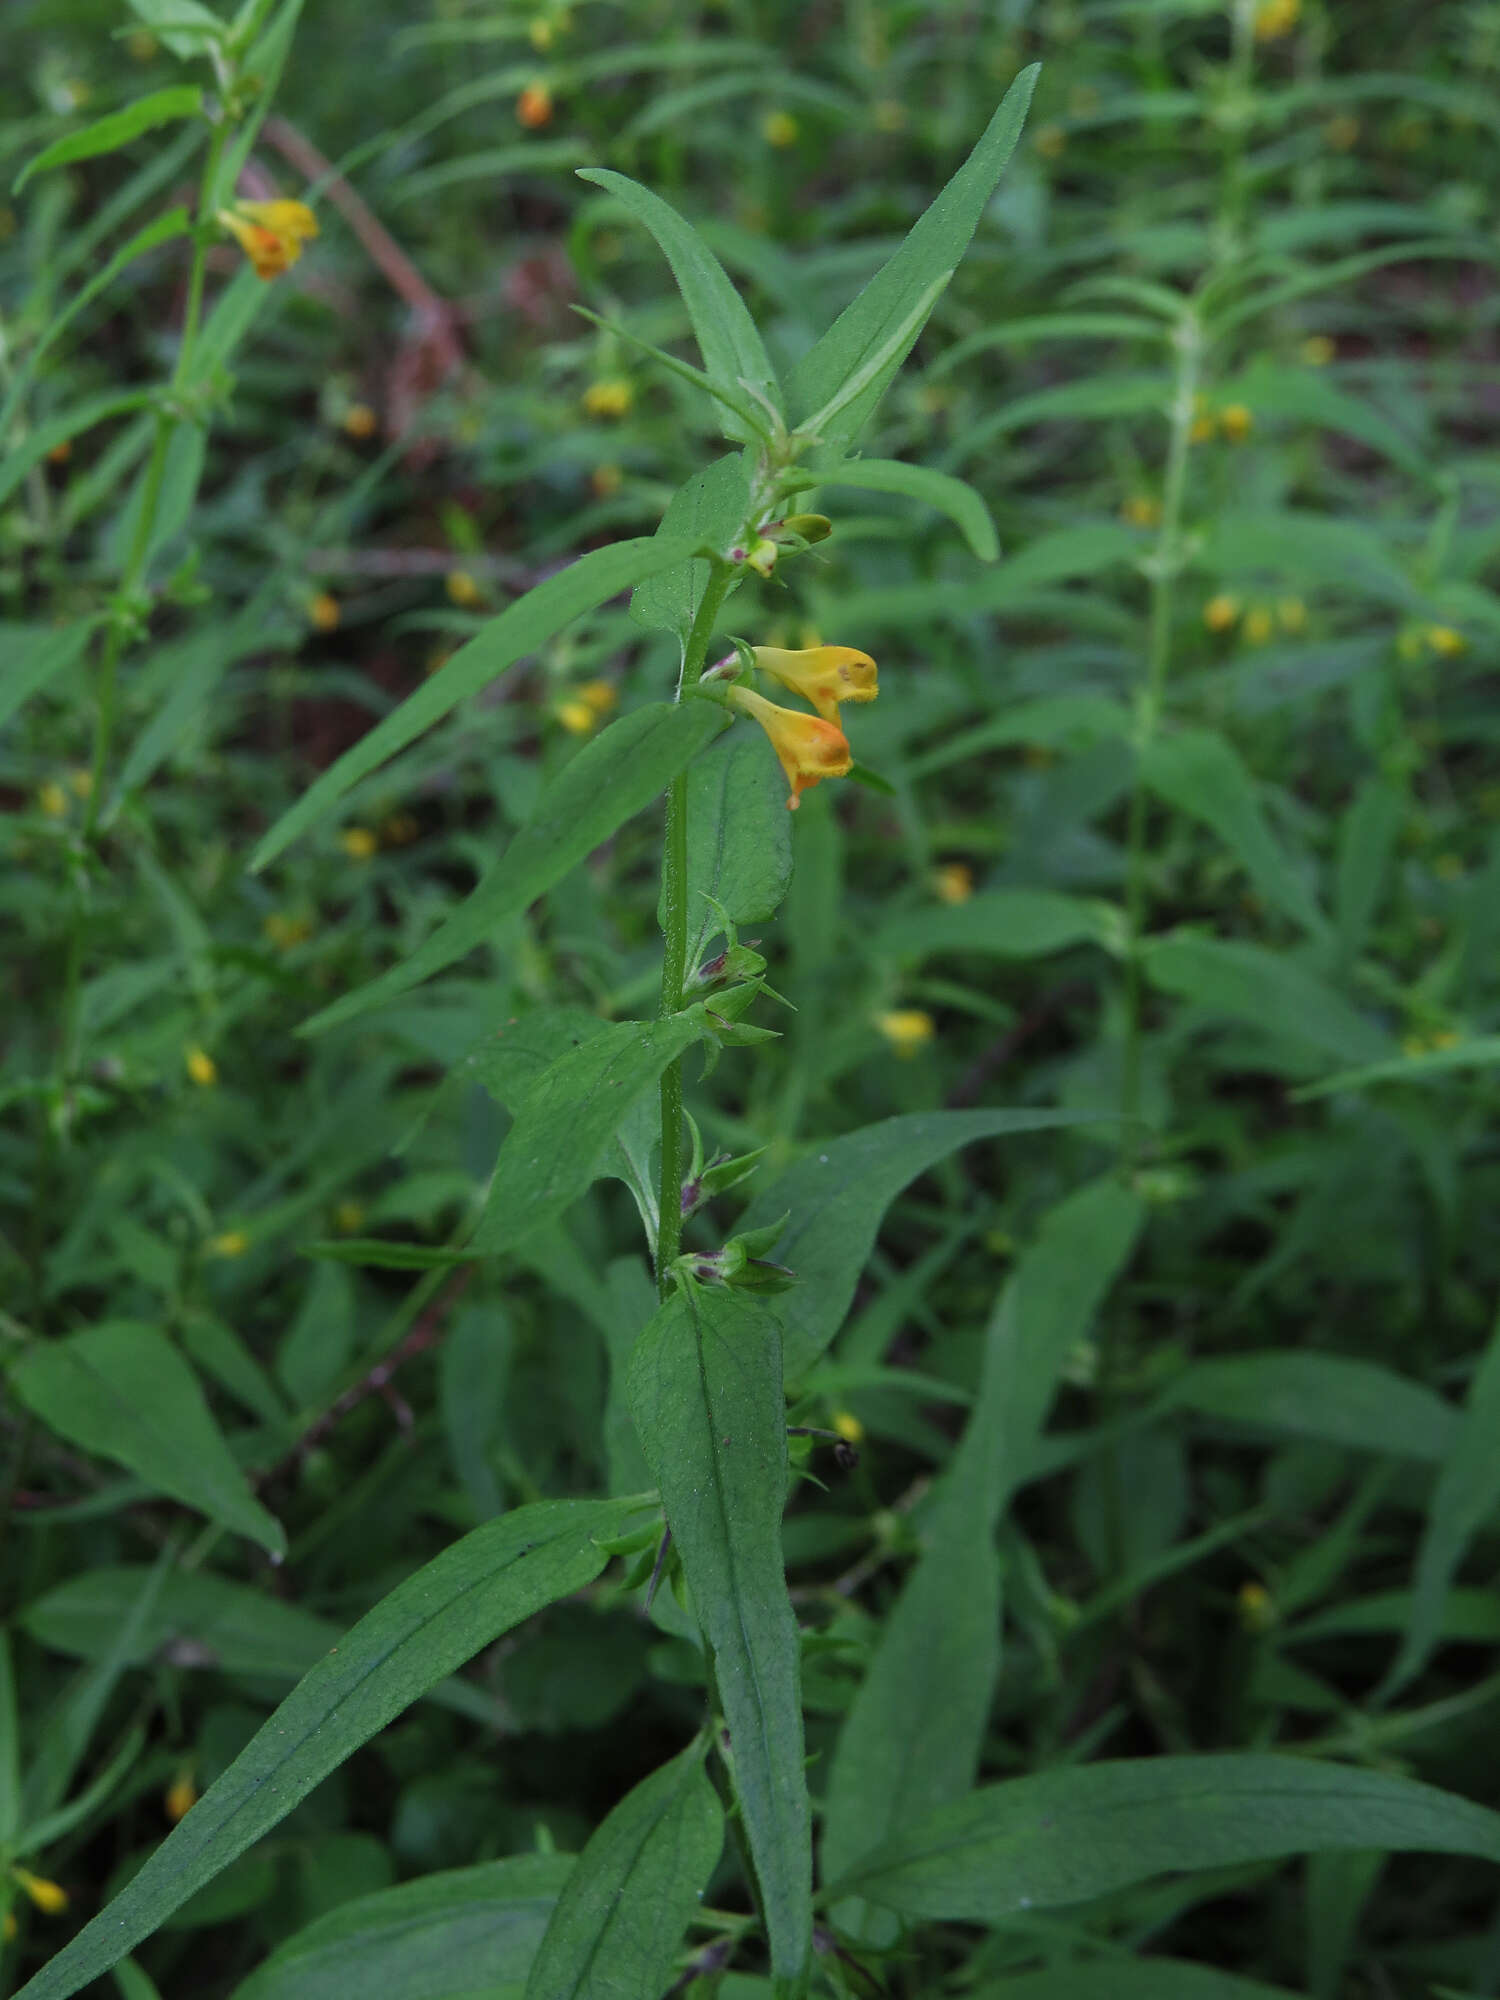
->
[185,1046,218,1087]
[446,570,483,608]
[935,861,974,905]
[218,199,317,281]
[877,1009,935,1057]
[1426,624,1467,656]
[557,698,596,736]
[751,645,878,723]
[578,678,618,716]
[1204,594,1240,633]
[13,1870,68,1917]
[208,1230,249,1258]
[341,827,378,860]
[1219,403,1253,443]
[831,1410,864,1445]
[726,684,851,810]
[165,1775,198,1823]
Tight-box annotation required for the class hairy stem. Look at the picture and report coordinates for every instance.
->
[656,560,736,1292]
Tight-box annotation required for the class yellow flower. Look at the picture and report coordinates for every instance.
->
[578,679,618,717]
[340,827,378,860]
[1300,335,1335,367]
[761,109,799,148]
[165,1774,198,1823]
[342,402,378,438]
[1277,598,1307,633]
[185,1046,218,1087]
[1204,594,1241,634]
[334,1199,366,1234]
[752,644,878,724]
[12,1870,67,1917]
[38,780,68,817]
[831,1410,865,1445]
[935,861,974,905]
[1237,1581,1278,1632]
[517,82,553,128]
[308,592,340,632]
[1219,403,1253,443]
[583,378,632,420]
[876,1009,935,1057]
[1253,0,1300,38]
[1426,624,1466,656]
[1121,493,1161,528]
[208,1229,249,1258]
[1243,606,1274,645]
[556,698,596,736]
[725,684,852,810]
[218,199,317,281]
[446,569,483,608]
[1034,122,1067,159]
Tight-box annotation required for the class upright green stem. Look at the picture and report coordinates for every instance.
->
[656,560,736,1293]
[1119,307,1202,1150]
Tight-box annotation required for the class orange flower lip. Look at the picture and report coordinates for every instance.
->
[726,684,852,809]
[218,199,318,280]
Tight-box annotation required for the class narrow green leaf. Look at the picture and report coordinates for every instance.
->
[627,1288,811,1984]
[233,1854,573,2000]
[472,1010,710,1256]
[251,538,702,873]
[524,1739,722,2000]
[1292,1035,1500,1100]
[125,0,227,58]
[0,622,101,732]
[1382,1303,1500,1697]
[836,1756,1500,1921]
[299,702,724,1036]
[804,456,998,561]
[0,391,157,512]
[631,453,751,640]
[1141,730,1325,935]
[304,1238,476,1269]
[737,1109,1098,1380]
[969,1961,1311,1999]
[787,66,1039,457]
[8,1323,284,1556]
[666,729,793,971]
[1168,1352,1457,1463]
[14,87,203,190]
[577,170,779,445]
[876,889,1115,963]
[1143,934,1392,1067]
[12,1498,642,2000]
[0,1635,19,1845]
[1233,360,1436,487]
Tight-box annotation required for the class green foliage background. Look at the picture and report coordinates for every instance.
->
[3,1,1500,1996]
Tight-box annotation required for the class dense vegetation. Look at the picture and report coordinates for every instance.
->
[4,2,1500,1996]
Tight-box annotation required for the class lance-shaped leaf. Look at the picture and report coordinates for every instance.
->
[786,66,1038,459]
[300,701,724,1037]
[799,455,998,561]
[13,86,203,190]
[627,1288,811,1984]
[524,1739,722,2000]
[251,536,703,873]
[11,1497,645,2000]
[664,729,793,970]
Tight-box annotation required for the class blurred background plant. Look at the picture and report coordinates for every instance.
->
[3,0,1500,1995]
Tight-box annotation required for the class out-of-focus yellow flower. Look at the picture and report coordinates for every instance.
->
[1300,335,1335,366]
[47,438,72,465]
[263,911,313,949]
[334,1199,366,1234]
[1034,122,1067,159]
[186,1046,218,1088]
[208,1230,249,1258]
[831,1410,864,1445]
[381,810,420,847]
[11,1870,67,1917]
[725,684,852,809]
[1324,112,1361,151]
[38,781,68,817]
[218,199,317,281]
[446,569,483,608]
[1204,594,1241,633]
[340,826,378,861]
[935,861,974,905]
[1253,0,1300,38]
[876,1009,936,1058]
[761,109,799,148]
[1237,1581,1278,1632]
[1426,624,1467,656]
[517,82,553,128]
[591,462,623,498]
[308,592,340,632]
[752,644,878,724]
[1277,598,1307,633]
[583,377,632,419]
[165,1774,198,1822]
[556,698,596,736]
[1219,402,1253,443]
[342,402,378,438]
[578,679,618,717]
[1121,493,1161,528]
[1243,605,1274,645]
